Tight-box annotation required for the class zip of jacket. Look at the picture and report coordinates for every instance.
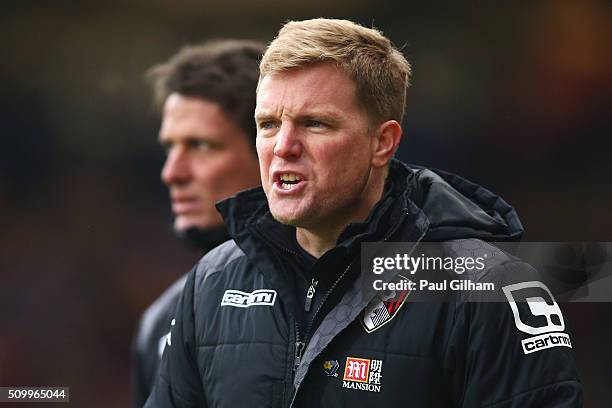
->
[288,208,425,407]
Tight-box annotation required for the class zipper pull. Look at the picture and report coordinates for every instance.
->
[304,279,318,312]
[294,341,305,371]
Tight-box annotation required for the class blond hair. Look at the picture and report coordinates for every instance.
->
[260,18,411,124]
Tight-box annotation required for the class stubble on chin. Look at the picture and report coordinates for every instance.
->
[269,208,302,227]
[269,203,311,228]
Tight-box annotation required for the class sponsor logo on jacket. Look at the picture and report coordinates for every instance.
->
[342,357,383,393]
[221,289,277,308]
[502,281,572,354]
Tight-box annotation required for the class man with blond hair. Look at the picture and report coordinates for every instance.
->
[146,19,581,407]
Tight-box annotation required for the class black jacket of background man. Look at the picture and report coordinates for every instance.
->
[132,232,228,407]
[132,275,188,407]
[145,160,582,407]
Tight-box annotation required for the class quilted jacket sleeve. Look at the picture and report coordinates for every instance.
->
[144,265,207,408]
[445,260,583,407]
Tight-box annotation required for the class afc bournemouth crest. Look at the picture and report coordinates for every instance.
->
[361,274,410,333]
[342,356,383,393]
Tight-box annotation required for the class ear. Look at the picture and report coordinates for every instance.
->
[371,120,402,168]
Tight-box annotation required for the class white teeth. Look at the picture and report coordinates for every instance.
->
[281,182,291,190]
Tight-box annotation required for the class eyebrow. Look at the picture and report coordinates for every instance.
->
[254,111,276,122]
[255,107,345,123]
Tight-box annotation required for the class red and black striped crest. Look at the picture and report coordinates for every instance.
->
[361,275,411,333]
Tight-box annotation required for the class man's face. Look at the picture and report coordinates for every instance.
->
[255,63,379,231]
[160,93,260,231]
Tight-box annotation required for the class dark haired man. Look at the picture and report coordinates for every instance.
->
[131,39,265,407]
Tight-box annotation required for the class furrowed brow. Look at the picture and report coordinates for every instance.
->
[254,111,276,123]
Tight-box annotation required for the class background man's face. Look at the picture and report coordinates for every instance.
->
[255,63,376,230]
[160,93,260,231]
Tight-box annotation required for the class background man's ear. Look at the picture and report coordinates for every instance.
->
[372,120,402,168]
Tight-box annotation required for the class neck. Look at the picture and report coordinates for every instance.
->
[295,225,344,259]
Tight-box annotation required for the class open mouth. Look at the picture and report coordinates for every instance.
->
[277,173,304,190]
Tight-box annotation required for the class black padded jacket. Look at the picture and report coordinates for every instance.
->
[145,161,582,407]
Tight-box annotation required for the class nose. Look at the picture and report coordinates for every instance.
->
[273,122,302,159]
[161,147,192,186]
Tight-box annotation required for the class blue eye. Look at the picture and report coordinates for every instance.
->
[259,121,276,130]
